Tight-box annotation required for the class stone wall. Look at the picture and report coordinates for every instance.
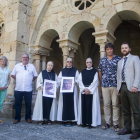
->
[0,0,140,121]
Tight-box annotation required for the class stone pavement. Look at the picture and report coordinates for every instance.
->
[0,118,139,140]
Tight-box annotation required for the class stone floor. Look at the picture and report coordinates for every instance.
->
[0,118,139,140]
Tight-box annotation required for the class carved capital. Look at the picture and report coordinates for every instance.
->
[93,30,116,45]
[57,39,80,51]
[30,45,52,56]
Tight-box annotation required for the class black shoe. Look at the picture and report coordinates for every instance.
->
[62,121,68,126]
[47,120,52,125]
[71,122,77,126]
[129,131,140,139]
[88,124,92,129]
[117,128,132,135]
[82,124,86,127]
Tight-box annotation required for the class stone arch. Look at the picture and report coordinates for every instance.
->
[103,2,140,34]
[30,0,52,45]
[39,29,59,48]
[67,20,95,44]
[61,13,100,42]
[107,10,140,35]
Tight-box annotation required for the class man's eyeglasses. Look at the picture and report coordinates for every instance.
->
[67,61,72,63]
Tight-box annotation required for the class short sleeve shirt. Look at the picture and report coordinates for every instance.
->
[11,63,38,92]
[0,66,11,87]
[98,55,121,87]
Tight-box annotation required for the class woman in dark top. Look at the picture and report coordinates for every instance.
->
[77,58,101,128]
[32,61,58,125]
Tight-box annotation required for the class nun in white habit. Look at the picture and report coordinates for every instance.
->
[77,58,101,128]
[32,61,58,124]
[57,57,79,126]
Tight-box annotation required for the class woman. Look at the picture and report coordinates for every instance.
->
[32,61,58,124]
[0,56,11,123]
[57,57,79,126]
[77,58,101,128]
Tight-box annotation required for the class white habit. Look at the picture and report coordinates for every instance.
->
[32,72,58,121]
[57,70,79,121]
[77,72,101,127]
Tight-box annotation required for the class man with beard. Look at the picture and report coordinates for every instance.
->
[117,42,140,139]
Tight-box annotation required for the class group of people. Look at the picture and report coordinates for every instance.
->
[0,42,140,139]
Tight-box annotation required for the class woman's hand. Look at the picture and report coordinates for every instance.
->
[85,89,90,95]
[0,87,7,91]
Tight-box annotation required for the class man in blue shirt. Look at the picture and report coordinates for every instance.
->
[98,43,121,131]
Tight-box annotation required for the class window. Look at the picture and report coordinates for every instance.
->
[75,0,95,10]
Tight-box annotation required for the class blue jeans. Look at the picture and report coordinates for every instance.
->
[14,91,32,121]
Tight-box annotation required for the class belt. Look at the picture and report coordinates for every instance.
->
[84,85,90,87]
[122,82,126,84]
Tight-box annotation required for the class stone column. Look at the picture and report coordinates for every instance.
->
[61,46,69,68]
[69,49,76,66]
[93,30,116,59]
[57,39,79,68]
[34,54,41,74]
[42,56,47,70]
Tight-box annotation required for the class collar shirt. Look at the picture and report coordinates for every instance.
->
[11,63,38,92]
[98,55,121,87]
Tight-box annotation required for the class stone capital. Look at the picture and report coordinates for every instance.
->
[56,39,80,52]
[92,30,116,45]
[30,45,52,57]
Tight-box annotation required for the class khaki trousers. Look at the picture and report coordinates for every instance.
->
[102,87,120,125]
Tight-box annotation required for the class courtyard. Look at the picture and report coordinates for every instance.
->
[0,118,138,140]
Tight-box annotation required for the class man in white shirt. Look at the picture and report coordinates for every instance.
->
[11,53,38,124]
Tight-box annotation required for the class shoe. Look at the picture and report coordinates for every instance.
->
[26,119,32,123]
[39,121,45,125]
[71,122,77,126]
[47,120,52,125]
[13,120,20,124]
[62,121,68,126]
[82,124,86,127]
[117,128,132,135]
[129,132,140,139]
[0,120,4,124]
[88,124,92,129]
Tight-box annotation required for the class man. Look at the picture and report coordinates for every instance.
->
[57,57,79,126]
[117,42,140,139]
[98,43,121,131]
[11,53,38,124]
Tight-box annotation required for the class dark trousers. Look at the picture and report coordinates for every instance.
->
[82,94,93,125]
[14,91,32,121]
[120,84,140,131]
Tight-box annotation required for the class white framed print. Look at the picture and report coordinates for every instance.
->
[60,77,74,93]
[43,79,56,98]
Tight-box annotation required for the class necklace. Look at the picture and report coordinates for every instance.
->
[47,71,52,80]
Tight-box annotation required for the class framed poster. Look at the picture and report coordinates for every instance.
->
[43,79,56,98]
[60,77,74,93]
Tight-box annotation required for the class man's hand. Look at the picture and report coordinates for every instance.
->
[131,87,138,93]
[117,90,120,96]
[74,82,76,86]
